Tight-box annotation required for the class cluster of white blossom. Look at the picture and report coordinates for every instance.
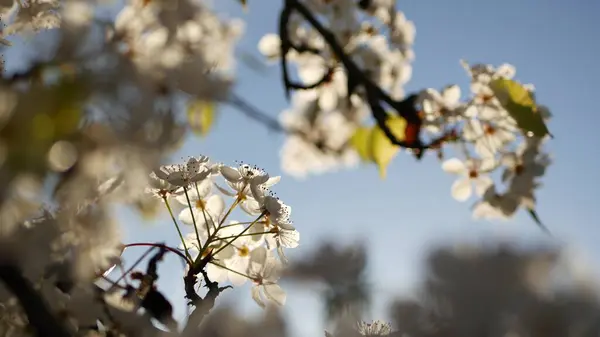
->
[109,0,244,97]
[356,320,392,336]
[147,156,300,307]
[423,61,552,221]
[258,0,415,178]
[257,1,551,223]
[0,0,61,36]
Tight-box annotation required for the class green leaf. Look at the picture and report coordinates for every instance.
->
[350,126,373,162]
[187,100,215,137]
[369,116,406,179]
[489,78,552,138]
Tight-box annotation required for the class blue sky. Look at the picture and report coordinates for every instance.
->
[4,0,600,336]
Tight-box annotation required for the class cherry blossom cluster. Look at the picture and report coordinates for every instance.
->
[147,156,300,308]
[423,61,552,221]
[258,0,415,178]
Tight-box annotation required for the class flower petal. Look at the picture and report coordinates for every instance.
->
[195,179,213,198]
[251,286,266,308]
[206,262,228,283]
[227,259,250,286]
[318,86,338,111]
[265,176,281,187]
[179,209,195,225]
[258,33,281,59]
[241,199,262,216]
[249,247,267,274]
[442,158,466,175]
[263,283,286,306]
[442,85,461,105]
[474,176,493,196]
[220,166,242,182]
[205,194,225,218]
[451,178,472,202]
[215,183,236,197]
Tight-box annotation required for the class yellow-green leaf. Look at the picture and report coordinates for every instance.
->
[369,116,407,179]
[489,78,552,138]
[187,100,215,137]
[350,126,373,162]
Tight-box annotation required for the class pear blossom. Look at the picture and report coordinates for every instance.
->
[218,223,263,285]
[463,118,516,157]
[248,247,286,307]
[176,179,225,230]
[420,85,463,133]
[462,62,517,120]
[144,172,180,200]
[154,156,210,187]
[251,220,300,264]
[442,158,494,202]
[251,185,294,231]
[501,139,551,183]
[390,11,416,48]
[472,186,519,220]
[218,163,281,215]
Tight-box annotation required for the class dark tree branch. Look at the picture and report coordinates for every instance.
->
[279,3,294,100]
[0,263,72,337]
[288,67,334,90]
[182,254,232,336]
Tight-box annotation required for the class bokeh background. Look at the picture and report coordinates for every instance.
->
[4,1,600,336]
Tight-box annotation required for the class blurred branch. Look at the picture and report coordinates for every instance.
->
[0,263,72,337]
[228,92,285,132]
[227,92,343,155]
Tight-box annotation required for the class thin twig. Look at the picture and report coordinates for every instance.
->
[227,92,343,155]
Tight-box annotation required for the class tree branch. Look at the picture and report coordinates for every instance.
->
[181,254,232,336]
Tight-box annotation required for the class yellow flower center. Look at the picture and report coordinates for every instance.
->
[238,245,250,257]
[195,199,206,210]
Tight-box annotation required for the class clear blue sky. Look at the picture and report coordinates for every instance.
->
[4,1,600,336]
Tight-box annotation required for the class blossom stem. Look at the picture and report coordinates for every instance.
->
[218,196,241,229]
[100,275,127,290]
[198,196,243,255]
[164,197,193,261]
[125,242,192,265]
[213,231,272,242]
[221,220,267,227]
[209,261,254,281]
[195,182,214,238]
[112,244,154,286]
[211,211,267,257]
[183,187,203,251]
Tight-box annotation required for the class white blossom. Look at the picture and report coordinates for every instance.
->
[248,247,286,308]
[442,157,494,202]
